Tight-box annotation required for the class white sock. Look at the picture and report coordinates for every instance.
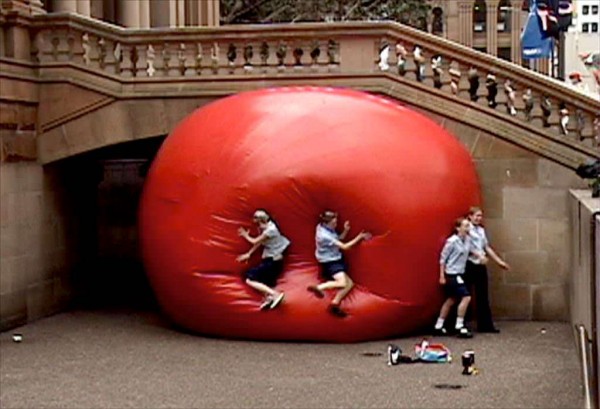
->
[435,318,445,330]
[456,317,464,330]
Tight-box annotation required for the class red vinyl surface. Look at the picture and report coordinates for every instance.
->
[139,87,481,342]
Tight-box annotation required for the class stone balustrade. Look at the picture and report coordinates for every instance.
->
[7,13,600,157]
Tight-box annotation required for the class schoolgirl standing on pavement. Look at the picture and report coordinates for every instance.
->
[237,209,290,310]
[307,210,371,318]
[434,217,480,338]
[466,206,510,333]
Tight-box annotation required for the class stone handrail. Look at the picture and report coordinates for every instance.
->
[6,13,600,162]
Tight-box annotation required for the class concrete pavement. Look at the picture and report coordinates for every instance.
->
[0,308,584,409]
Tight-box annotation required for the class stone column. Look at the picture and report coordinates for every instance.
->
[77,0,91,16]
[458,0,475,47]
[119,0,141,28]
[196,0,219,26]
[140,0,150,28]
[53,0,77,13]
[486,0,500,56]
[176,0,185,26]
[510,0,523,64]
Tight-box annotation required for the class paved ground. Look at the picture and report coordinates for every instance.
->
[0,308,584,409]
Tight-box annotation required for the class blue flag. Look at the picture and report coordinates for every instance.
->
[521,0,552,59]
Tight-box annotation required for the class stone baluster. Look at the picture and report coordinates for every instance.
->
[558,102,571,136]
[484,73,499,109]
[401,44,418,81]
[447,61,461,95]
[210,43,219,74]
[243,43,254,73]
[161,43,174,76]
[259,41,270,73]
[421,51,436,88]
[292,43,304,71]
[177,43,188,76]
[430,55,444,90]
[413,45,425,82]
[327,39,338,72]
[455,63,471,100]
[377,41,391,72]
[578,112,596,143]
[195,43,203,76]
[395,42,408,76]
[119,44,134,77]
[494,76,508,114]
[32,29,50,64]
[146,44,156,77]
[540,95,552,128]
[503,79,518,116]
[96,37,106,70]
[527,92,545,127]
[134,44,149,77]
[309,40,321,72]
[276,42,287,72]
[227,43,237,74]
[466,67,483,104]
[81,33,91,66]
[545,97,562,133]
[113,42,122,75]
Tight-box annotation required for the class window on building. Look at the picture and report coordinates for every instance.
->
[592,5,599,14]
[498,0,511,32]
[592,23,599,32]
[582,5,589,15]
[473,0,486,32]
[582,23,589,32]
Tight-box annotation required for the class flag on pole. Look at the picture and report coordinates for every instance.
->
[521,0,553,59]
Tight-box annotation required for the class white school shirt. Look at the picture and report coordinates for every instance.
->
[261,221,290,260]
[468,222,488,264]
[315,224,342,263]
[439,234,471,275]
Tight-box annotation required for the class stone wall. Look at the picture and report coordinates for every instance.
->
[0,162,73,330]
[440,117,587,320]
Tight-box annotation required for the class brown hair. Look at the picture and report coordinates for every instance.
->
[319,210,337,224]
[468,206,482,216]
[452,217,467,235]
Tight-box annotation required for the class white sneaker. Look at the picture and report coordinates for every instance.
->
[270,293,285,309]
[259,296,273,311]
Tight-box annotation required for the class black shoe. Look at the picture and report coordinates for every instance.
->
[457,327,473,338]
[328,304,347,318]
[433,327,448,336]
[479,327,500,333]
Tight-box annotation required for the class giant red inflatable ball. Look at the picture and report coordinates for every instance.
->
[139,87,480,342]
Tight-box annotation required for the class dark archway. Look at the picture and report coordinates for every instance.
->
[474,0,487,32]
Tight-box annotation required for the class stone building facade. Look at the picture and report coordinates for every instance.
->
[0,0,597,331]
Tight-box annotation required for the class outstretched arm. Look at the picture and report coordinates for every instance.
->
[485,245,510,269]
[237,241,262,263]
[335,231,371,251]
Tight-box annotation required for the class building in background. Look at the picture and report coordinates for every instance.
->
[563,0,600,96]
[428,0,527,65]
